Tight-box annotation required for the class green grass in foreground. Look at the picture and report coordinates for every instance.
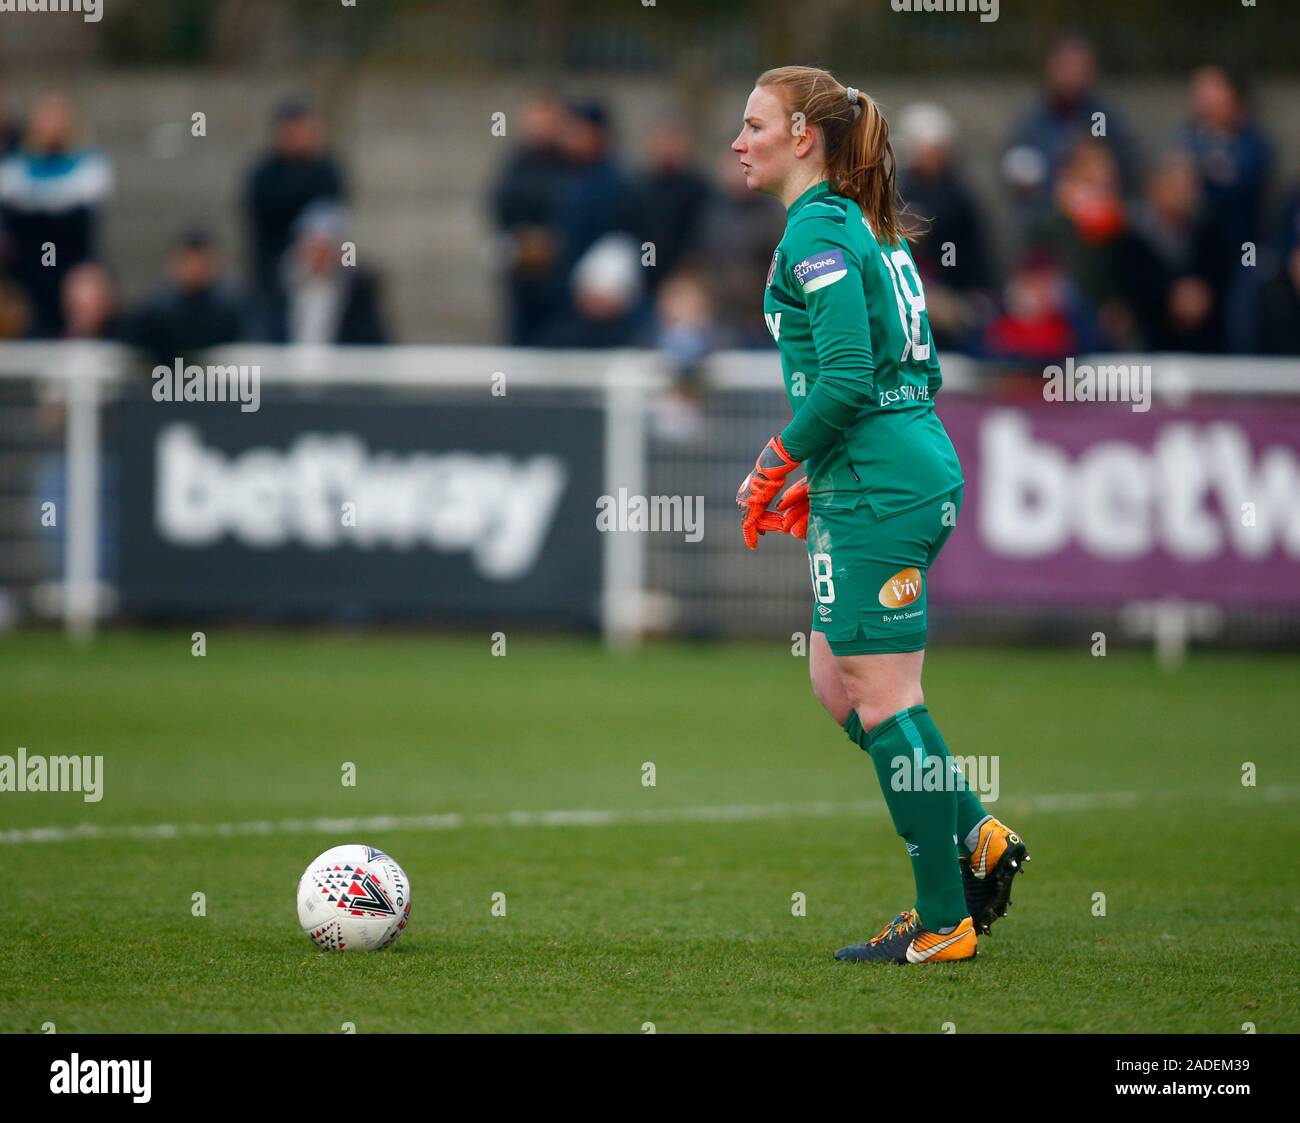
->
[1,631,1297,1032]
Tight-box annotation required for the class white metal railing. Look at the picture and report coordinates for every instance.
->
[1,341,1297,640]
[4,340,1299,391]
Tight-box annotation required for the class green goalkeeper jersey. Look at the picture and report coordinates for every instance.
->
[763,179,963,516]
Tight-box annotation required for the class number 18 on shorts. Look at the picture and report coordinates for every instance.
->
[805,486,962,657]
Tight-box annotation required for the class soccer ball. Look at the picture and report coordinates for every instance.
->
[296,844,411,951]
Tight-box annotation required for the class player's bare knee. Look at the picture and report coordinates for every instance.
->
[851,689,924,736]
[853,701,896,735]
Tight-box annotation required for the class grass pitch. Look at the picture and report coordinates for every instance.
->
[2,631,1298,1033]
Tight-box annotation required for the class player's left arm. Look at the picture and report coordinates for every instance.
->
[776,219,876,463]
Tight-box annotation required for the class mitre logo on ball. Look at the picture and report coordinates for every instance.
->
[296,844,411,952]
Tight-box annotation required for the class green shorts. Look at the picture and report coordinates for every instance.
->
[806,486,963,656]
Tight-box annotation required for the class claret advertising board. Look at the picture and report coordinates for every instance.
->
[930,397,1300,609]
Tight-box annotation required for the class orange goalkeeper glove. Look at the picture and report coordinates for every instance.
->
[736,435,801,549]
[775,476,809,539]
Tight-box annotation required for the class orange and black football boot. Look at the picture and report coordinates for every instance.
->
[961,817,1030,935]
[834,908,977,964]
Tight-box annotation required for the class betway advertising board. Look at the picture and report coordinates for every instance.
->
[931,397,1300,608]
[119,389,604,623]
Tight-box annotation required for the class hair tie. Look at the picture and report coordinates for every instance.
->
[846,87,862,119]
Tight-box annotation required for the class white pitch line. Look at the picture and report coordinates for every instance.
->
[1,785,1297,846]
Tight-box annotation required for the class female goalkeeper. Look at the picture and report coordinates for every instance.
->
[733,66,1028,964]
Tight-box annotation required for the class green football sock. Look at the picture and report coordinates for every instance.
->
[902,706,991,858]
[843,706,967,930]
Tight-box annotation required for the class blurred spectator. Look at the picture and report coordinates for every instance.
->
[537,100,643,345]
[552,101,638,282]
[1256,193,1300,354]
[1004,34,1138,208]
[1176,66,1271,352]
[61,262,123,341]
[1130,152,1232,352]
[0,93,112,337]
[1273,185,1300,263]
[0,83,24,337]
[648,270,714,443]
[488,89,570,346]
[0,277,30,339]
[124,229,243,363]
[897,102,995,353]
[253,202,388,345]
[634,114,711,295]
[1255,246,1300,355]
[1028,139,1161,349]
[982,249,1098,369]
[654,269,717,379]
[245,97,346,302]
[695,153,785,349]
[540,232,644,348]
[0,82,22,156]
